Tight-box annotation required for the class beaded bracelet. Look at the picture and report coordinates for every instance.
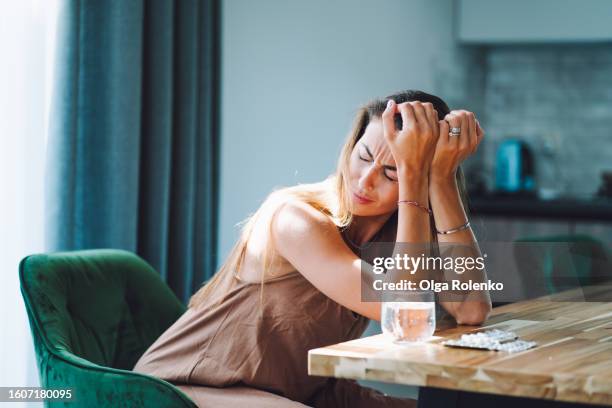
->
[436,220,471,235]
[397,200,432,214]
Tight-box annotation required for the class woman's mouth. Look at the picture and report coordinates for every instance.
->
[353,192,374,204]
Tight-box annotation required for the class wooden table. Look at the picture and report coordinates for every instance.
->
[308,287,612,406]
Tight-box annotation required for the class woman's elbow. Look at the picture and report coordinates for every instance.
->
[455,302,491,326]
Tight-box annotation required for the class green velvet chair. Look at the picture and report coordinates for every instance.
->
[19,249,197,407]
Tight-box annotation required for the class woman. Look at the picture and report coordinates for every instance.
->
[133,89,492,407]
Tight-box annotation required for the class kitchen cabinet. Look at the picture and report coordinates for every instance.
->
[458,0,612,43]
[472,216,612,244]
[471,216,569,241]
[572,221,612,244]
[467,194,612,243]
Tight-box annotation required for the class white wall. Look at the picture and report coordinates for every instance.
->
[219,0,457,264]
[1,1,58,404]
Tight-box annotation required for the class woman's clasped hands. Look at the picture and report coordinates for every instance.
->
[381,99,485,181]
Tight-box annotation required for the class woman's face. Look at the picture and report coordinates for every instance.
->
[347,118,399,217]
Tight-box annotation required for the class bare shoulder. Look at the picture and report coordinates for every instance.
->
[271,199,349,267]
[238,197,340,283]
[271,199,337,242]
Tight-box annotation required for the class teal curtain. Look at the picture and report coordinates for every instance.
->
[45,0,220,304]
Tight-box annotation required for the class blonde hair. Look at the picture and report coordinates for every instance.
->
[188,90,469,310]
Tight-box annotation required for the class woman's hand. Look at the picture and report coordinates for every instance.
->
[381,100,440,175]
[431,110,484,182]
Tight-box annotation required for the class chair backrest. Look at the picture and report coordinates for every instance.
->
[20,249,186,370]
[514,234,611,297]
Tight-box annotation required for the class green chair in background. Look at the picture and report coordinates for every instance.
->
[514,234,611,297]
[19,249,197,407]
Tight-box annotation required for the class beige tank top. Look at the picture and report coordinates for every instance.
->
[132,263,370,403]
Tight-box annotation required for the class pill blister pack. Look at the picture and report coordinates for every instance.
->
[442,329,537,353]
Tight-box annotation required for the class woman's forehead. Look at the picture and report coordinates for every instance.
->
[359,120,395,164]
[361,120,385,147]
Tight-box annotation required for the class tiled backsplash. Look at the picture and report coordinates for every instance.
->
[439,44,612,197]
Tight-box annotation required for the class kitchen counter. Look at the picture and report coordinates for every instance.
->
[467,194,612,221]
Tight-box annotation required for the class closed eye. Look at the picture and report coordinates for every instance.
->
[385,171,398,182]
[359,155,397,182]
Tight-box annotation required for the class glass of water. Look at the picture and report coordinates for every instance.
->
[381,291,436,344]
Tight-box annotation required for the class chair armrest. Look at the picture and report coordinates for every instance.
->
[39,349,196,408]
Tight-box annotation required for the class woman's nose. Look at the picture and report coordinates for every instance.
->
[358,164,376,192]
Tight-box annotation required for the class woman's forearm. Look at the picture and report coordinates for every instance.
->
[429,177,474,243]
[396,169,431,243]
[429,176,492,324]
[386,169,434,292]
